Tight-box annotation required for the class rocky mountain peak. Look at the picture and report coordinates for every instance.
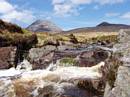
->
[26,19,62,33]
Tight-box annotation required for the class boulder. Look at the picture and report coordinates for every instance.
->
[28,45,56,69]
[77,48,110,67]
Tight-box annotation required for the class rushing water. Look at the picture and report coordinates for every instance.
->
[0,60,105,97]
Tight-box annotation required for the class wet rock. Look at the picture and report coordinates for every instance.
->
[54,83,91,97]
[77,48,110,67]
[0,47,17,69]
[29,45,110,69]
[29,45,56,69]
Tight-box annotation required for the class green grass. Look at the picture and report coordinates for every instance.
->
[59,57,77,66]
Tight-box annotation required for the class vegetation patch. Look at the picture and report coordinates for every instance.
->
[59,57,77,67]
[106,52,123,88]
[35,32,118,46]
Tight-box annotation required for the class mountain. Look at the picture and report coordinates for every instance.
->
[97,22,130,27]
[26,20,62,33]
[66,22,130,33]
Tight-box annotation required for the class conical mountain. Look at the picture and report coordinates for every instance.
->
[26,20,62,33]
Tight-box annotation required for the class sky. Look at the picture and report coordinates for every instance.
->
[0,0,130,30]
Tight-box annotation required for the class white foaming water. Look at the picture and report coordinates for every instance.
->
[0,61,105,81]
[16,59,32,71]
[0,68,22,77]
[46,62,57,71]
[0,61,105,97]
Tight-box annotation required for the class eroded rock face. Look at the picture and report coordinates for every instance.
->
[104,29,130,97]
[104,66,130,97]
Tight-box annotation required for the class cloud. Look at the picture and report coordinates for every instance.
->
[1,10,35,23]
[105,12,120,17]
[121,12,130,19]
[52,0,125,16]
[52,0,78,16]
[0,0,15,14]
[95,0,124,5]
[0,0,35,24]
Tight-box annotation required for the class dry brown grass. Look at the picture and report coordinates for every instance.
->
[35,32,118,46]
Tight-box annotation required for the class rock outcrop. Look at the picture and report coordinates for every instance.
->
[28,45,56,69]
[104,29,130,97]
[28,45,110,69]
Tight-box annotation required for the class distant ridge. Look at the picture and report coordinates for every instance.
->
[65,22,130,33]
[97,22,130,27]
[26,20,62,33]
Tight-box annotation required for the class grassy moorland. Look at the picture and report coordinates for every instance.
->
[0,29,37,48]
[0,28,118,47]
[34,32,118,46]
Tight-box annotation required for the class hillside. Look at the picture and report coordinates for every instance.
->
[0,19,23,34]
[0,19,37,47]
